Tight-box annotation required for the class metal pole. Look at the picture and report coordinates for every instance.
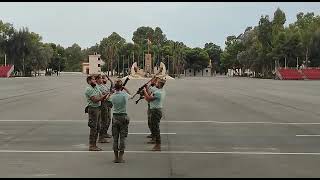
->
[173,56,175,75]
[117,55,119,76]
[122,55,124,77]
[127,55,129,75]
[143,52,145,71]
[23,42,25,76]
[4,53,6,66]
[147,39,150,54]
[285,57,287,69]
[58,53,60,76]
[23,57,25,76]
[167,55,169,74]
[296,57,299,69]
[137,52,139,69]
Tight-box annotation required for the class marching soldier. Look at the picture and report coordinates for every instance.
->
[85,75,109,151]
[143,78,166,151]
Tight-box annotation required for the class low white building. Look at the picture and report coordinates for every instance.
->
[82,53,105,75]
[184,59,213,77]
[82,63,89,74]
[185,68,212,77]
[185,68,194,76]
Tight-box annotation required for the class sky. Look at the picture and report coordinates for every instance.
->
[0,2,320,50]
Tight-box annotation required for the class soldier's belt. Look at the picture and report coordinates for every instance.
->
[113,113,127,116]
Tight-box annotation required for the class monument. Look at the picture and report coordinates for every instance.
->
[144,54,152,75]
[122,39,174,80]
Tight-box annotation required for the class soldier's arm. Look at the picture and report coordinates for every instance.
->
[143,88,156,102]
[90,94,108,103]
[144,85,151,96]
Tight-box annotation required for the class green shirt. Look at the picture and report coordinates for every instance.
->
[149,85,157,94]
[150,88,166,109]
[85,85,102,108]
[109,91,130,114]
[97,84,108,94]
[98,84,112,105]
[147,85,158,106]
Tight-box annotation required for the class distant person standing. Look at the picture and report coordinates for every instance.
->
[108,79,131,163]
[85,75,109,151]
[143,78,166,151]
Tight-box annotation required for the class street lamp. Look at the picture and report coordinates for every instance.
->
[167,55,170,74]
[23,42,25,76]
[0,32,7,66]
[57,53,61,76]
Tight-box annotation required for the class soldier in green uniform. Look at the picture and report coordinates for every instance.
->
[102,75,114,138]
[85,75,109,151]
[108,79,131,163]
[143,78,166,151]
[95,74,111,143]
[146,77,160,143]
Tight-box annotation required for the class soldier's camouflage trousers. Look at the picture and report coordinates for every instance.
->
[150,108,162,144]
[112,114,129,151]
[88,107,101,145]
[99,104,112,138]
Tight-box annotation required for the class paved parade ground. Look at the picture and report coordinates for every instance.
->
[1,74,320,177]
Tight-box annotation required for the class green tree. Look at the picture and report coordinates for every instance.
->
[204,42,222,73]
[294,12,320,67]
[99,32,126,76]
[0,20,14,65]
[185,48,210,73]
[64,43,84,72]
[221,35,244,73]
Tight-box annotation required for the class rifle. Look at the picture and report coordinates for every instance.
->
[135,90,146,104]
[102,74,129,109]
[130,63,163,104]
[102,72,114,92]
[122,76,130,89]
[131,77,156,104]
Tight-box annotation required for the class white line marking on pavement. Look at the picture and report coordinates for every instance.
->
[296,135,320,137]
[1,120,320,125]
[1,150,320,155]
[232,147,278,151]
[129,133,176,135]
[0,120,85,122]
[33,174,56,177]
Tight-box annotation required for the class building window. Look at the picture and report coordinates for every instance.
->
[198,70,201,72]
[189,69,191,73]
[98,58,100,60]
[206,70,208,72]
[98,64,100,67]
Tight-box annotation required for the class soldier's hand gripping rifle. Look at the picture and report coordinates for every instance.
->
[104,76,130,108]
[121,76,130,90]
[135,88,146,104]
[131,77,155,104]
